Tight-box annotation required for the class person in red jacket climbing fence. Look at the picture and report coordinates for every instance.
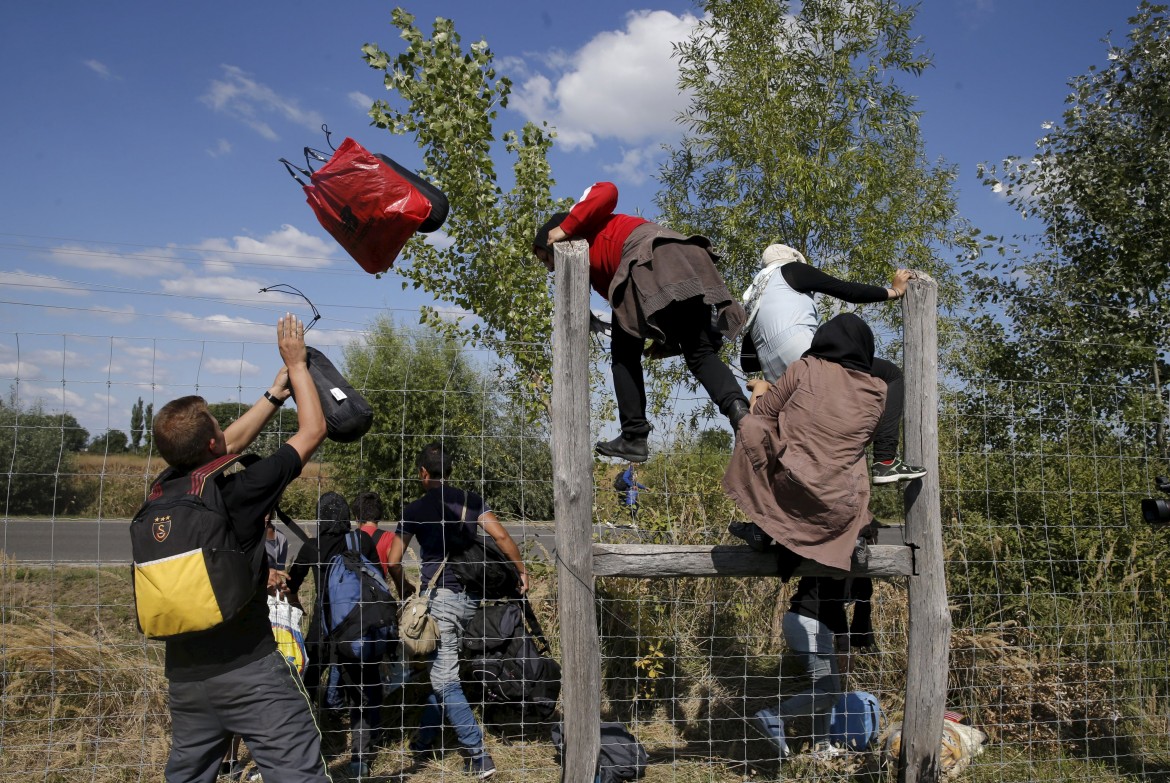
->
[533,181,750,463]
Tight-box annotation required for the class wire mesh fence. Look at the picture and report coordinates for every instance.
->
[3,325,1170,781]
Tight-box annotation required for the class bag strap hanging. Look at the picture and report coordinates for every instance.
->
[278,158,311,187]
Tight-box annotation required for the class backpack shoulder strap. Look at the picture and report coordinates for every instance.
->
[189,454,246,498]
[146,453,244,502]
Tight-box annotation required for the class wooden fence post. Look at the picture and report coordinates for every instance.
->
[899,273,949,783]
[551,239,601,782]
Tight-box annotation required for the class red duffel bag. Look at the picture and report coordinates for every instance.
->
[281,136,433,274]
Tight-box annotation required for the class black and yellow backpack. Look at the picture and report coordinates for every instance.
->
[129,454,261,639]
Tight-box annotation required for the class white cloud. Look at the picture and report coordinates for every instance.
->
[83,59,113,79]
[348,91,374,110]
[0,361,43,379]
[91,304,137,324]
[420,229,455,251]
[0,270,89,296]
[48,244,186,277]
[203,357,261,377]
[166,311,273,341]
[15,383,88,410]
[195,224,337,272]
[208,138,232,158]
[160,275,266,299]
[200,65,325,140]
[511,10,701,151]
[601,144,661,186]
[26,348,85,367]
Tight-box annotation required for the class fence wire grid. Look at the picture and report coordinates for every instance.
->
[2,327,1170,783]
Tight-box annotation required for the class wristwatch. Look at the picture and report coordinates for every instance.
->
[264,390,285,408]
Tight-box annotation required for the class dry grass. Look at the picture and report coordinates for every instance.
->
[61,454,338,519]
[2,553,1168,782]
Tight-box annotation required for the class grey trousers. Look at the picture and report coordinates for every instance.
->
[164,650,332,783]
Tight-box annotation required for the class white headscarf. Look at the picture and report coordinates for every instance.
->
[759,243,807,269]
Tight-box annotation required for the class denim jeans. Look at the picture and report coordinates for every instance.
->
[775,611,842,740]
[414,588,484,754]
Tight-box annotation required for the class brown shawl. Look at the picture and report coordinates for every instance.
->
[722,354,886,571]
[607,223,745,343]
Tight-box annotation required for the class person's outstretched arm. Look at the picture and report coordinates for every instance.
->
[277,314,327,466]
[782,264,911,304]
[222,365,291,454]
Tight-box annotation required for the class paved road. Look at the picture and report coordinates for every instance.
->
[1,518,562,565]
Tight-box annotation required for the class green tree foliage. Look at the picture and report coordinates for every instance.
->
[658,0,972,314]
[0,398,84,515]
[89,429,128,455]
[58,412,88,453]
[324,317,553,520]
[362,10,566,407]
[969,2,1170,448]
[129,397,144,451]
[143,402,153,453]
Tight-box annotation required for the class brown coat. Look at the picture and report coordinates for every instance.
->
[722,355,886,571]
[608,223,745,343]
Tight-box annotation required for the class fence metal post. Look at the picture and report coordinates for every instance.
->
[551,239,601,782]
[899,273,949,783]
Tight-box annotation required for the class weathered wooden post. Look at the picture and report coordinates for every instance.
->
[899,273,949,782]
[551,239,601,782]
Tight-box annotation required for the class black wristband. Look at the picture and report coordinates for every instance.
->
[264,390,285,408]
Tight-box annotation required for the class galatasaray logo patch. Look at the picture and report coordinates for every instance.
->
[152,516,172,542]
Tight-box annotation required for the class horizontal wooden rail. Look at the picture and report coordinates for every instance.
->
[592,543,913,578]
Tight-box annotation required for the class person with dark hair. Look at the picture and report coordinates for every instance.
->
[386,442,529,779]
[148,315,331,783]
[740,243,925,484]
[286,492,384,779]
[352,491,393,578]
[533,182,750,463]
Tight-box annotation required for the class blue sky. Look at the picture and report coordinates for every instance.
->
[0,1,1138,437]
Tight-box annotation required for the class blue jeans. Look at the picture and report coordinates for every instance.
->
[414,588,484,754]
[775,611,842,740]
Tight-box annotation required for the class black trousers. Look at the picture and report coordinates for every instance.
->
[611,297,747,438]
[870,357,903,462]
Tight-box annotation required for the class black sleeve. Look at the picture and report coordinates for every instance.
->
[220,445,303,549]
[781,263,890,304]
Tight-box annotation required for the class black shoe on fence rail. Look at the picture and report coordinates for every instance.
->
[595,435,649,463]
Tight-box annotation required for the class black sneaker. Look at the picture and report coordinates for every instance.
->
[728,521,773,552]
[871,457,927,485]
[595,435,649,462]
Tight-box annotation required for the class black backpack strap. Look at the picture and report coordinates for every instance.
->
[274,506,312,545]
[520,596,552,655]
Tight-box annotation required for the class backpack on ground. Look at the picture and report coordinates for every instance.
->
[322,531,396,662]
[551,721,649,783]
[828,690,883,751]
[130,454,261,639]
[461,597,560,722]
